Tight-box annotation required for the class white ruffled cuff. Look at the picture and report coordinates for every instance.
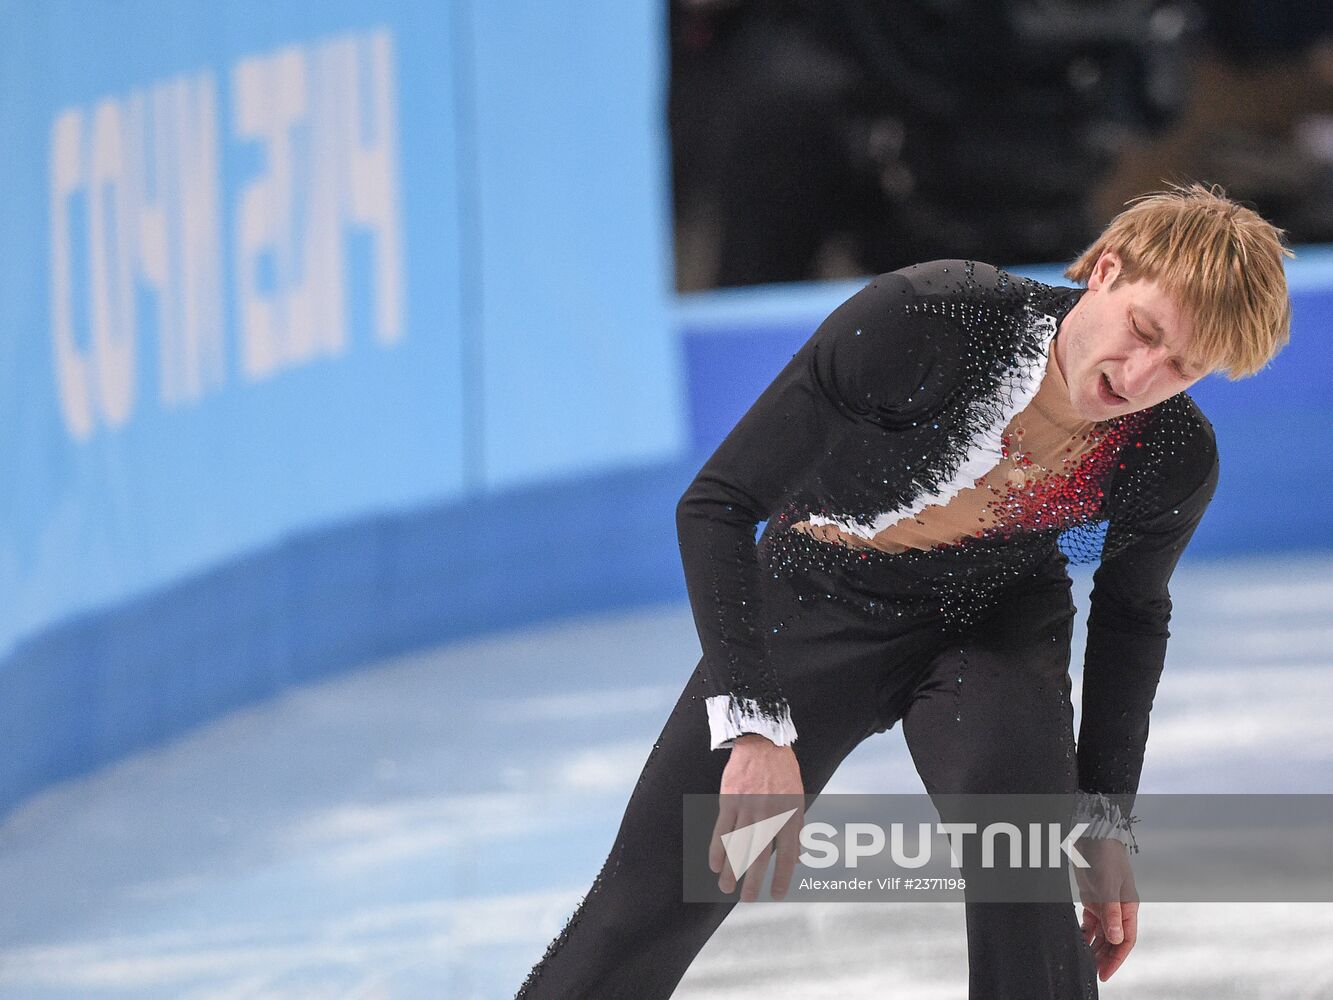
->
[705,694,798,751]
[1073,790,1140,854]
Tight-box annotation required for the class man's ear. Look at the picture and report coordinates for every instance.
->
[1088,250,1122,291]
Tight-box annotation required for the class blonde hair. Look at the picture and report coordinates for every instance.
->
[1065,182,1292,380]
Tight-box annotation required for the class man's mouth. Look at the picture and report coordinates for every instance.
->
[1099,372,1128,405]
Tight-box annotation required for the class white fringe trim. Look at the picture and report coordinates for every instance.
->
[705,694,798,751]
[807,306,1059,541]
[1072,790,1138,851]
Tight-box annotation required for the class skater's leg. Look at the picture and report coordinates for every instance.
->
[899,577,1099,1000]
[513,659,738,1000]
[516,620,942,1000]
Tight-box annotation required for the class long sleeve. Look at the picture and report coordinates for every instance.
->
[1075,415,1220,843]
[676,270,956,750]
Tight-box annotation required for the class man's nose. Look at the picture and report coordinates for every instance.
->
[1120,346,1164,397]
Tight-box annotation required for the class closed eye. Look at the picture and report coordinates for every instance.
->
[1133,314,1194,379]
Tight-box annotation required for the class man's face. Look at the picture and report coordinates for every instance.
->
[1055,250,1207,421]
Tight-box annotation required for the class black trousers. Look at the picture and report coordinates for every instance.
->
[515,561,1100,999]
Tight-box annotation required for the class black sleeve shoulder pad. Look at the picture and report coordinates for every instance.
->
[808,266,965,426]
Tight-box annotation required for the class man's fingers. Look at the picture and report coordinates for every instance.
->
[1097,934,1134,982]
[1102,947,1130,981]
[1103,900,1124,945]
[1119,901,1139,949]
[717,860,736,893]
[740,841,773,902]
[1090,902,1138,982]
[1103,904,1139,980]
[1091,928,1116,980]
[710,798,739,884]
[1079,907,1098,947]
[713,796,804,898]
[769,810,803,900]
[715,804,765,895]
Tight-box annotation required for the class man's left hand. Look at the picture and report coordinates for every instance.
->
[1074,837,1139,981]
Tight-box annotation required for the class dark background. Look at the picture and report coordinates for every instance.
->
[669,0,1333,289]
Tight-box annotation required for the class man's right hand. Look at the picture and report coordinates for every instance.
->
[709,734,805,902]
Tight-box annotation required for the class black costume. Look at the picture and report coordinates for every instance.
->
[516,260,1219,999]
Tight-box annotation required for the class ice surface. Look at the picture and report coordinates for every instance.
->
[1,554,1330,999]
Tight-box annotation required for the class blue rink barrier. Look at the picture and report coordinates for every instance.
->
[0,0,682,816]
[1,459,696,813]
